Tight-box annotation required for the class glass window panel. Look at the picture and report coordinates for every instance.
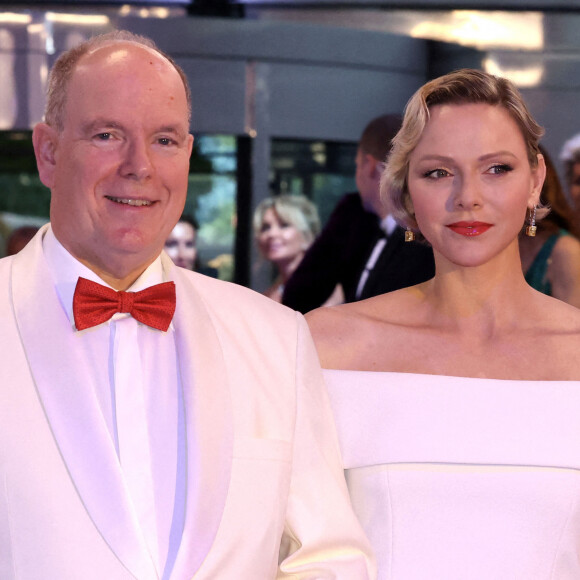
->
[270,138,357,224]
[186,135,237,281]
[0,131,50,255]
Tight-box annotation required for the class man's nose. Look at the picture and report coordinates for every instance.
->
[120,139,153,180]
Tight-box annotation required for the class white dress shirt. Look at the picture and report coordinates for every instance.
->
[43,227,185,580]
[355,214,398,300]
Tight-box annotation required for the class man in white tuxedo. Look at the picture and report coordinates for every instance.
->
[0,31,374,579]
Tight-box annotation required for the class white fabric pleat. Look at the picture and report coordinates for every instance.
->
[114,316,160,573]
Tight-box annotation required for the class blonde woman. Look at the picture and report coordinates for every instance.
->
[308,69,580,578]
[254,194,343,304]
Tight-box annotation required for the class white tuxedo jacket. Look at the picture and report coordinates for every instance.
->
[0,227,375,580]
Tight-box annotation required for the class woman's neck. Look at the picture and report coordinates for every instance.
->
[424,242,533,335]
[275,251,305,284]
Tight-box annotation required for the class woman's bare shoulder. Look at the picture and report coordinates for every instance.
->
[533,288,580,326]
[305,302,364,347]
[307,290,409,332]
[305,288,421,368]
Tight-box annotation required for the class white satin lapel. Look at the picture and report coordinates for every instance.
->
[11,228,158,580]
[165,258,234,577]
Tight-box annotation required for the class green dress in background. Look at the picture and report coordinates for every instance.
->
[524,229,570,295]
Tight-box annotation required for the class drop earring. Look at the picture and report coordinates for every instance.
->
[404,227,415,242]
[525,206,537,237]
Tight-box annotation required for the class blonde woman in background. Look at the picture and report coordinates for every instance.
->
[307,69,580,578]
[254,194,343,305]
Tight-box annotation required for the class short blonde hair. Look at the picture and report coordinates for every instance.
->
[381,68,546,233]
[253,194,321,246]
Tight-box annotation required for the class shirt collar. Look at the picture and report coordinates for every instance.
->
[381,214,398,237]
[43,225,165,328]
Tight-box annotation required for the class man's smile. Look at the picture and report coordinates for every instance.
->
[105,195,154,207]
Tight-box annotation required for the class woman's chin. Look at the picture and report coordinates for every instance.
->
[269,252,296,266]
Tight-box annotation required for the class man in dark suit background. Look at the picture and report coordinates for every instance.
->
[282,114,435,313]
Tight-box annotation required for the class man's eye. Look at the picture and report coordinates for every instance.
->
[158,137,175,146]
[96,133,111,140]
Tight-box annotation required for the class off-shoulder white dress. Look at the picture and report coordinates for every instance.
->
[324,369,580,579]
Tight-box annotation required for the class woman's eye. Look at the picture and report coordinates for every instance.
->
[489,164,513,175]
[424,168,450,179]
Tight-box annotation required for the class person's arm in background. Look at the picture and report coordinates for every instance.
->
[549,234,580,308]
[283,193,378,313]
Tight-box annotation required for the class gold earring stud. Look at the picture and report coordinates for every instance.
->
[405,227,415,242]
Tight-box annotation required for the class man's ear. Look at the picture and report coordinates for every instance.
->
[32,123,59,188]
[369,154,383,180]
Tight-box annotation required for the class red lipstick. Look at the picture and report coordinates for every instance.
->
[446,221,492,236]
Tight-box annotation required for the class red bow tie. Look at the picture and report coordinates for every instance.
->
[73,277,176,332]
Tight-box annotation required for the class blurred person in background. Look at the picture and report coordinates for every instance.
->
[560,132,580,212]
[254,193,343,304]
[164,214,217,277]
[5,225,40,256]
[519,145,580,307]
[282,114,435,313]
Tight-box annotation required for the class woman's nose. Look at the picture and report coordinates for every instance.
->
[453,173,482,209]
